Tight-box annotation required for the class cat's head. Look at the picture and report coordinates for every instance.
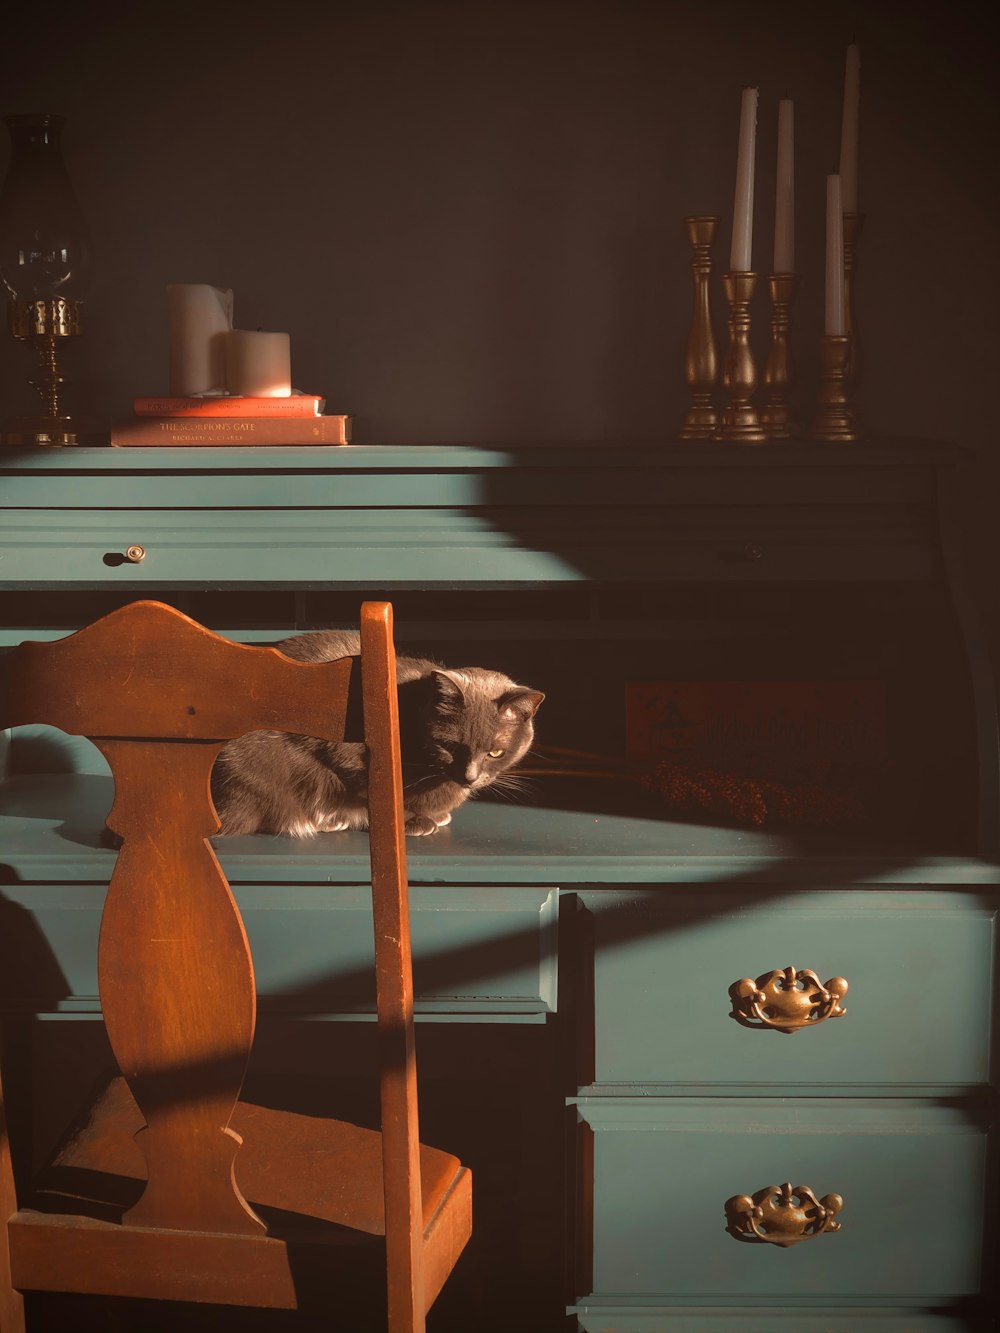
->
[416,667,544,793]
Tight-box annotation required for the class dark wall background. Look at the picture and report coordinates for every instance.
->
[1,0,997,636]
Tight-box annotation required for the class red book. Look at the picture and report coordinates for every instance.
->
[132,393,326,417]
[110,415,352,447]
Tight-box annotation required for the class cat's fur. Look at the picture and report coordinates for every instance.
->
[211,629,544,837]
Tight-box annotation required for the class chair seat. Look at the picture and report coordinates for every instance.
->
[9,1076,472,1312]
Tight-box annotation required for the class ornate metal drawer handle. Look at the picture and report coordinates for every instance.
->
[124,545,146,563]
[726,1183,843,1246]
[730,965,848,1034]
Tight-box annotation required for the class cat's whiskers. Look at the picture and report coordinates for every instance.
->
[483,772,537,804]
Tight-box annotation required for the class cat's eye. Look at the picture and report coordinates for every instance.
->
[488,748,505,759]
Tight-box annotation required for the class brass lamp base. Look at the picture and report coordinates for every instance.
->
[0,415,82,447]
[2,296,85,448]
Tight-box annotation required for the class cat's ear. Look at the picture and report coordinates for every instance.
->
[499,688,545,720]
[431,669,466,705]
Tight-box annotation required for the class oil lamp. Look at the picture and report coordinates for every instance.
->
[0,113,94,446]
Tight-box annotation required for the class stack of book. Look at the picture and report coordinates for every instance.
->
[110,394,351,447]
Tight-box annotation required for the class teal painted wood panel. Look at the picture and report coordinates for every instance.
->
[581,890,994,1088]
[573,1308,992,1332]
[0,881,556,1016]
[576,1099,986,1300]
[5,726,109,777]
[238,883,557,1015]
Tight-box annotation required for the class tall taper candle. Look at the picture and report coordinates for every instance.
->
[824,174,846,336]
[773,98,794,272]
[730,87,758,272]
[839,43,861,214]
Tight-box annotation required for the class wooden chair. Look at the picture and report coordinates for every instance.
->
[0,600,472,1332]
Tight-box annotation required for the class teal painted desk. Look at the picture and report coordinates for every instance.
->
[1,441,998,1331]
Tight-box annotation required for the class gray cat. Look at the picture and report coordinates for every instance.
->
[211,629,544,837]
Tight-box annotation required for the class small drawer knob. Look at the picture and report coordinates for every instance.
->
[124,545,146,564]
[730,966,848,1034]
[742,542,763,561]
[726,1183,843,1246]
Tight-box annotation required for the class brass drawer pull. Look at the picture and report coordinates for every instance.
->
[730,966,848,1034]
[726,1183,843,1246]
[124,545,146,563]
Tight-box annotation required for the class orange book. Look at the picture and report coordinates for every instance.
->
[132,393,326,417]
[110,415,351,447]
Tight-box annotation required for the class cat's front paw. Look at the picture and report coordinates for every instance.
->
[405,814,440,837]
[315,815,352,833]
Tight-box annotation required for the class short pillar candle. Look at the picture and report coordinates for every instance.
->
[225,330,292,397]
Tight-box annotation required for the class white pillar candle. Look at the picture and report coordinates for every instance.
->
[839,42,861,214]
[824,174,846,336]
[730,86,758,272]
[166,283,233,396]
[225,330,292,397]
[773,98,795,273]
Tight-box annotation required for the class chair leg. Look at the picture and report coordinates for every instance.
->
[360,603,426,1333]
[0,1060,25,1333]
[0,1257,25,1333]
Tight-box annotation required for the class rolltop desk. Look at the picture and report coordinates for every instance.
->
[0,438,997,1332]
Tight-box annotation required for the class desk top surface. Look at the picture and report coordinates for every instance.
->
[1,774,995,888]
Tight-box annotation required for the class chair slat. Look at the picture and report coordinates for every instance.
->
[0,600,351,743]
[96,738,261,1236]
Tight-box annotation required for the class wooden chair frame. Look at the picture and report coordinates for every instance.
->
[0,599,471,1332]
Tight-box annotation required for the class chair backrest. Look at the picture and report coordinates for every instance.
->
[0,599,425,1313]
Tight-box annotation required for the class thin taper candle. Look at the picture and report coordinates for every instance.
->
[773,98,794,272]
[730,86,758,272]
[839,43,861,213]
[824,174,846,336]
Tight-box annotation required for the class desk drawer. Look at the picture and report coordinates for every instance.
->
[0,505,934,587]
[578,890,994,1089]
[575,1098,987,1302]
[0,884,557,1020]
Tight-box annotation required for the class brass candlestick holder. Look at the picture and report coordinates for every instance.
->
[843,211,863,380]
[809,334,857,441]
[760,272,799,439]
[678,215,719,439]
[715,271,766,442]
